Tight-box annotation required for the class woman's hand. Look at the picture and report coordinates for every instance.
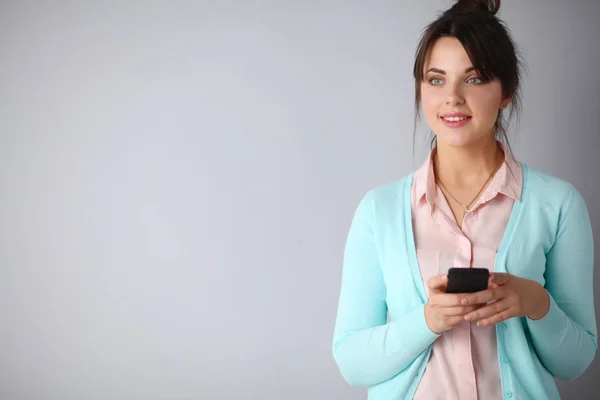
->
[461,273,551,327]
[424,275,481,334]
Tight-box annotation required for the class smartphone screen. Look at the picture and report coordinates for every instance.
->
[446,267,489,294]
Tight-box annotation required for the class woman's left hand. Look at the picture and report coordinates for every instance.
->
[461,273,551,327]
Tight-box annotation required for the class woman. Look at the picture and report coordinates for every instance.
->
[332,1,597,399]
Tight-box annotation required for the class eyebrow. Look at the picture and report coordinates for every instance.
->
[426,67,477,74]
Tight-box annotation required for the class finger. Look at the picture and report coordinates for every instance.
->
[427,274,448,290]
[490,272,510,285]
[429,285,447,296]
[442,304,480,316]
[476,309,514,327]
[430,293,464,307]
[445,314,473,329]
[461,286,507,306]
[463,299,510,322]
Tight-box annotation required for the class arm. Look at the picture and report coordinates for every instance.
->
[332,191,439,387]
[526,187,598,381]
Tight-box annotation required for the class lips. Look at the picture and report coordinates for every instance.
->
[440,113,472,127]
[440,113,471,122]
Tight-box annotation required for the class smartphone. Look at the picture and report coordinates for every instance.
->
[446,267,489,294]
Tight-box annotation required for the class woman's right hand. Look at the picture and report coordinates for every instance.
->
[424,274,481,334]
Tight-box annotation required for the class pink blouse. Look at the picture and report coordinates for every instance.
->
[412,145,523,400]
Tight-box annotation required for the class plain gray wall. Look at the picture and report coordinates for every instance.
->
[1,1,599,399]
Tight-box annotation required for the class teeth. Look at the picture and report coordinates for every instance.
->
[443,116,469,121]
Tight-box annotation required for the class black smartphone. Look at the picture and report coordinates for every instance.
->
[446,267,489,293]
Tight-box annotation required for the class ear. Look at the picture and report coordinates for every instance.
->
[499,97,512,110]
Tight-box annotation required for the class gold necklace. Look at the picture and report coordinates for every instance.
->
[436,151,503,218]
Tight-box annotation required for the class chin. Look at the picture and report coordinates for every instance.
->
[435,129,477,148]
[434,123,493,149]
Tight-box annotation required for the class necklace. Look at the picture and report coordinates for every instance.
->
[436,150,503,218]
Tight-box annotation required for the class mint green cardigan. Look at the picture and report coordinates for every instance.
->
[332,164,597,399]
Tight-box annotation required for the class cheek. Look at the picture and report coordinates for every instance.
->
[470,87,503,120]
[420,86,443,118]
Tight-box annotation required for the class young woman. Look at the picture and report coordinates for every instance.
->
[332,1,597,399]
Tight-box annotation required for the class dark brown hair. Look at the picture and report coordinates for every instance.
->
[413,0,523,153]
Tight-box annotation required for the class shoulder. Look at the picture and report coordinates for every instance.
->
[522,164,589,224]
[523,163,585,207]
[351,174,413,222]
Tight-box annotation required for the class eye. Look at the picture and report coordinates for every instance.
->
[467,77,483,84]
[429,77,444,85]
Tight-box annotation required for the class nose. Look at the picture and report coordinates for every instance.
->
[445,83,465,106]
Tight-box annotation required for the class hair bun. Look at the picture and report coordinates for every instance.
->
[448,0,500,15]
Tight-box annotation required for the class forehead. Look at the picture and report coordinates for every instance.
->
[424,37,473,71]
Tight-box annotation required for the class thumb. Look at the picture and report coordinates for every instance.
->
[490,272,510,285]
[428,274,448,292]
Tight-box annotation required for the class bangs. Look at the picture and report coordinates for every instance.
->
[413,12,519,99]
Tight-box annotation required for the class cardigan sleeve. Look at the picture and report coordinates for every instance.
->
[526,186,598,381]
[332,191,439,387]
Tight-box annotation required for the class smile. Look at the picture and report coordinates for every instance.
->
[441,116,471,122]
[440,115,472,127]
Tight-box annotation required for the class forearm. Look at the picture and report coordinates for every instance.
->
[526,295,597,380]
[333,304,439,386]
[525,187,597,380]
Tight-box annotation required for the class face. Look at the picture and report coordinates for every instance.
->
[421,37,507,148]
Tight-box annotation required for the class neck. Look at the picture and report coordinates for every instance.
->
[434,136,502,187]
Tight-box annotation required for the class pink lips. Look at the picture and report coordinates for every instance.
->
[440,112,472,128]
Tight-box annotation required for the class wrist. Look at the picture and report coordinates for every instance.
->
[424,303,442,334]
[526,281,550,320]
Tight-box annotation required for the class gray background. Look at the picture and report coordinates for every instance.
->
[1,1,599,399]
